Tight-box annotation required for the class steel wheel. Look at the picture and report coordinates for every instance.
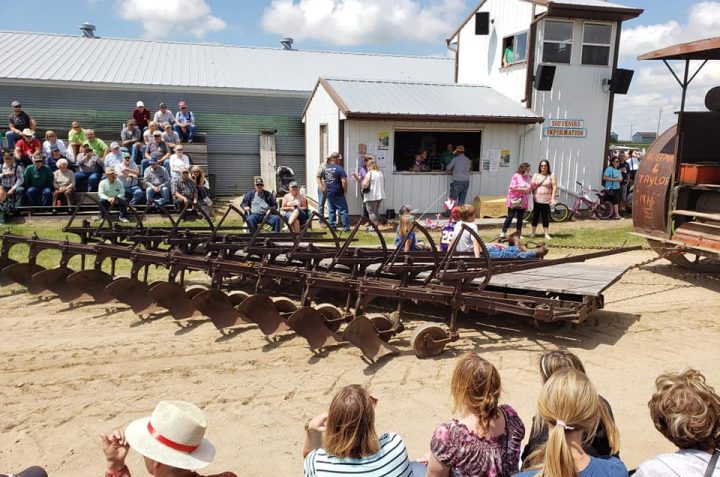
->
[368,314,394,342]
[550,203,570,222]
[410,323,448,358]
[596,201,614,220]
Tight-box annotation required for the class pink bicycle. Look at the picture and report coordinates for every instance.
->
[551,182,613,221]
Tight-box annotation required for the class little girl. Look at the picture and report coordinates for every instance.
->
[450,204,480,257]
[395,213,424,251]
[440,206,461,252]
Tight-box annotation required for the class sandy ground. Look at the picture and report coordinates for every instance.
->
[1,246,719,476]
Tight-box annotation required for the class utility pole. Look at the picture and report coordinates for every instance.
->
[656,106,666,135]
[630,122,634,141]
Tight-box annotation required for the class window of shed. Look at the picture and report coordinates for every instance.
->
[393,131,482,173]
[582,23,612,66]
[502,31,528,67]
[542,20,573,64]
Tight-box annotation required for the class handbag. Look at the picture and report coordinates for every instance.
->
[510,197,523,209]
[361,172,372,195]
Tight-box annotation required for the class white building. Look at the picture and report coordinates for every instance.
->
[448,0,643,198]
[303,78,542,215]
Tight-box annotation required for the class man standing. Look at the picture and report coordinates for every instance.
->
[0,152,25,222]
[143,156,171,208]
[174,101,196,142]
[120,119,143,164]
[115,154,144,206]
[241,177,281,232]
[321,152,350,232]
[315,154,330,219]
[23,155,54,207]
[446,145,472,205]
[98,167,129,223]
[132,101,151,132]
[153,102,174,130]
[439,144,454,170]
[6,101,33,150]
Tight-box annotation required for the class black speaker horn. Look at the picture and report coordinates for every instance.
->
[475,12,489,35]
[610,68,634,94]
[534,64,556,91]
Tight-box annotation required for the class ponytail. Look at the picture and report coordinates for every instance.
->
[536,424,578,477]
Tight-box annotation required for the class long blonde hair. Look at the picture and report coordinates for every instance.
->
[451,353,501,427]
[528,369,603,477]
[530,350,619,456]
[323,385,379,458]
[398,213,413,239]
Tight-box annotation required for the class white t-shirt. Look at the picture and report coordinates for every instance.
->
[363,170,385,202]
[168,154,190,178]
[452,221,478,252]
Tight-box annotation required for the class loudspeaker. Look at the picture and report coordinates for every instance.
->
[534,64,556,91]
[610,68,634,94]
[475,12,489,35]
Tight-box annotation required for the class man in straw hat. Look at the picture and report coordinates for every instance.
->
[445,144,472,206]
[100,400,236,477]
[98,167,129,223]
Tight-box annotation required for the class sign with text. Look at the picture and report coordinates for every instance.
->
[543,118,586,138]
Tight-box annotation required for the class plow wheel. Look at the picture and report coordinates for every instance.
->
[0,257,18,287]
[192,289,250,330]
[106,277,157,315]
[235,294,289,336]
[410,323,449,359]
[367,313,394,342]
[228,290,251,307]
[149,282,204,321]
[29,267,82,301]
[342,315,399,361]
[315,303,345,332]
[271,296,298,314]
[66,270,115,304]
[286,307,341,349]
[2,262,45,289]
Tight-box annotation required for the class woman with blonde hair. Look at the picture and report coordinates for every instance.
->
[515,368,627,477]
[361,156,385,228]
[303,384,415,476]
[424,353,525,476]
[634,369,720,476]
[521,350,619,465]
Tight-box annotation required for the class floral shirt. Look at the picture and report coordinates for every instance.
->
[430,404,525,477]
[505,174,531,209]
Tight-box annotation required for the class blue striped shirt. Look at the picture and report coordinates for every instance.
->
[304,432,413,477]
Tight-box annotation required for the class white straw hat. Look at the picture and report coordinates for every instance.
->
[124,401,215,470]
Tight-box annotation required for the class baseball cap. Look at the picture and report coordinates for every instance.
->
[123,152,131,158]
[110,141,120,149]
[136,101,145,107]
[289,181,299,188]
[149,158,158,165]
[399,204,419,215]
[178,101,187,108]
[153,130,162,136]
[254,177,264,186]
[51,145,60,152]
[159,102,167,108]
[11,100,21,107]
[150,152,159,160]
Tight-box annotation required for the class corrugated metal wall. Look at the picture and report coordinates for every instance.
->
[0,84,307,195]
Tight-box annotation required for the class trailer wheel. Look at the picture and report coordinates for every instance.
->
[369,314,394,342]
[316,303,344,332]
[411,323,448,358]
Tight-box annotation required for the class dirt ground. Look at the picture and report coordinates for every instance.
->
[1,247,719,476]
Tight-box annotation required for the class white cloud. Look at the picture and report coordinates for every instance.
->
[118,0,227,39]
[260,0,467,46]
[613,2,720,140]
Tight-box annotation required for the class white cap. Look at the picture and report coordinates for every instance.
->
[136,101,145,107]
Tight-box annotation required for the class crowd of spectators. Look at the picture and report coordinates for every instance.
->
[10,350,716,476]
[1,99,205,224]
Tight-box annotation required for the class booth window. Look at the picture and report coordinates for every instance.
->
[582,23,612,66]
[393,131,482,172]
[542,20,573,64]
[502,31,528,67]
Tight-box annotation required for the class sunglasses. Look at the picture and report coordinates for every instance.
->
[13,106,21,109]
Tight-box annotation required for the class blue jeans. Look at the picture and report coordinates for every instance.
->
[75,171,101,192]
[317,187,326,218]
[99,197,128,219]
[502,207,526,233]
[146,185,171,206]
[327,194,350,230]
[283,209,309,225]
[174,124,195,142]
[488,245,537,259]
[5,131,21,150]
[124,185,145,206]
[2,185,24,209]
[245,212,281,233]
[449,180,470,205]
[26,186,53,206]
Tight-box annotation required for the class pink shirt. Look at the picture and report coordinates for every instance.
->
[532,173,555,204]
[505,173,531,209]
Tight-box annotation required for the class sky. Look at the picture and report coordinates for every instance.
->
[1,0,717,140]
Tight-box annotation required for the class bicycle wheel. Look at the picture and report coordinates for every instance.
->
[524,209,533,221]
[595,201,614,220]
[550,203,570,222]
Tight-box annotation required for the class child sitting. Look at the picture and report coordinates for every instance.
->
[395,213,424,251]
[450,204,480,256]
[440,206,462,252]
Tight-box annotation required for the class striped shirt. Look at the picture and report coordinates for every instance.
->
[304,432,413,477]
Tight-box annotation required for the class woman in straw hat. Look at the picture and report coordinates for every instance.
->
[515,368,627,477]
[100,400,236,477]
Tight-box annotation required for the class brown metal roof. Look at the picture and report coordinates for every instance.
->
[638,37,720,61]
[526,0,642,21]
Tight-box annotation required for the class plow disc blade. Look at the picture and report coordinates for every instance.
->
[185,285,209,300]
[149,282,204,321]
[2,262,45,288]
[29,267,82,301]
[287,307,341,349]
[106,277,157,314]
[192,289,251,330]
[342,315,399,361]
[0,258,18,286]
[66,270,115,303]
[228,290,251,307]
[236,295,289,336]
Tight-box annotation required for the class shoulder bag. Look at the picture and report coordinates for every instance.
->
[362,171,372,195]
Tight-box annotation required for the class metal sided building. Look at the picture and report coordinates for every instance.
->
[447,0,642,200]
[0,31,453,195]
[303,78,543,214]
